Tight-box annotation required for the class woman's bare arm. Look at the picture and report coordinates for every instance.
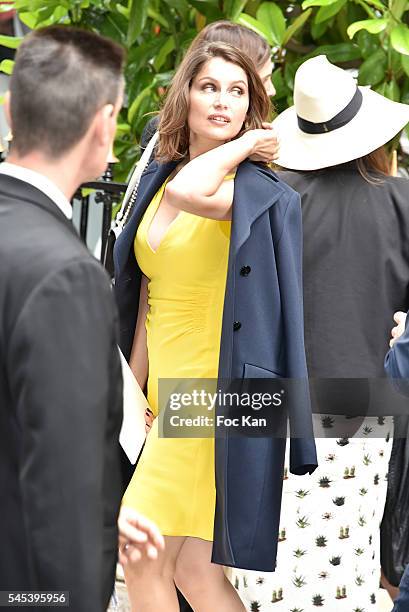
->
[129,275,154,431]
[165,128,278,220]
[129,274,149,390]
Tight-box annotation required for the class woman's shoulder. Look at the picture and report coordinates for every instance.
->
[241,161,300,201]
[383,173,409,194]
[140,115,159,152]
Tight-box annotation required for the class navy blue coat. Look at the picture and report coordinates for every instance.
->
[114,159,317,571]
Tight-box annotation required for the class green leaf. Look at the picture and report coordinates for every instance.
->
[128,85,153,125]
[284,62,297,90]
[311,18,329,39]
[347,18,388,39]
[116,3,130,19]
[116,123,131,136]
[153,36,175,71]
[401,53,409,77]
[127,0,149,46]
[0,35,22,50]
[147,7,170,28]
[237,13,271,44]
[165,0,189,13]
[0,59,13,75]
[315,0,347,24]
[153,70,174,86]
[99,13,128,43]
[18,12,37,28]
[283,8,312,45]
[271,68,288,99]
[225,0,247,21]
[302,0,340,8]
[375,79,400,102]
[356,29,379,59]
[358,48,387,86]
[127,36,166,71]
[307,42,361,62]
[189,0,224,21]
[391,24,409,57]
[390,48,402,73]
[391,0,408,21]
[0,94,5,105]
[364,0,385,8]
[256,2,286,46]
[401,83,409,105]
[386,79,400,102]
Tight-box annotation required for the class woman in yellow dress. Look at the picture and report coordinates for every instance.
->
[114,40,315,610]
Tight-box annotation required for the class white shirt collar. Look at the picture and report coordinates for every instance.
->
[0,162,73,219]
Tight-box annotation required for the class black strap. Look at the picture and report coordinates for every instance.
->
[297,87,363,134]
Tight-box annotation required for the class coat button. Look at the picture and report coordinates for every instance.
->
[240,265,251,276]
[233,321,242,331]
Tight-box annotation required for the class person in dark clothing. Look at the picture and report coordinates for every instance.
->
[386,313,409,610]
[0,26,163,612]
[231,54,409,610]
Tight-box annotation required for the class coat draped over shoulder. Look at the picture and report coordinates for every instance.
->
[114,159,317,572]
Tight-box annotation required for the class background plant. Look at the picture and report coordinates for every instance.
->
[2,0,409,178]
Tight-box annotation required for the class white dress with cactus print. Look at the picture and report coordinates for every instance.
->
[230,416,392,612]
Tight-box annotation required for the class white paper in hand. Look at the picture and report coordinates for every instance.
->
[118,348,148,464]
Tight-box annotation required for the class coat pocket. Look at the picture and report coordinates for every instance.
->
[241,363,287,432]
[243,362,283,379]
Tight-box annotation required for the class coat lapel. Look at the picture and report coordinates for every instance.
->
[232,161,286,255]
[114,160,177,273]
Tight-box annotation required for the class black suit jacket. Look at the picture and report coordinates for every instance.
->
[0,175,123,611]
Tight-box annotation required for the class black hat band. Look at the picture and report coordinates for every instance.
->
[297,87,363,135]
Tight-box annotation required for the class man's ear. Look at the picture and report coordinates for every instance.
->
[98,103,115,146]
[93,104,115,147]
[4,91,11,129]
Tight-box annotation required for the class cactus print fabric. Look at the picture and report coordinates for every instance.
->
[230,416,392,611]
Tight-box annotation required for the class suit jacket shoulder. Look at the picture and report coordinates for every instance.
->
[0,176,112,340]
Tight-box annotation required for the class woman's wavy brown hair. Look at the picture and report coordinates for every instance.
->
[156,41,272,162]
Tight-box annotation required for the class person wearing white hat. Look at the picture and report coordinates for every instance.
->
[231,55,409,610]
[273,54,409,171]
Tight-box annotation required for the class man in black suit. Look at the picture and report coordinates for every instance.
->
[0,26,162,611]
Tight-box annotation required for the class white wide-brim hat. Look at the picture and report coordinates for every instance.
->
[272,55,409,171]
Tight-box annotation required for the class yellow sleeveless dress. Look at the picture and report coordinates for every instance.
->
[122,176,233,540]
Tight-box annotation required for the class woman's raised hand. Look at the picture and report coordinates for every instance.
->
[246,123,280,163]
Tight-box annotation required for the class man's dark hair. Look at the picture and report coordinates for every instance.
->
[9,26,125,158]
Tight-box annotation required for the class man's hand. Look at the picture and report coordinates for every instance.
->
[390,311,407,348]
[118,507,164,565]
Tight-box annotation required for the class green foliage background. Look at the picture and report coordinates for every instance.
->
[3,0,409,177]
